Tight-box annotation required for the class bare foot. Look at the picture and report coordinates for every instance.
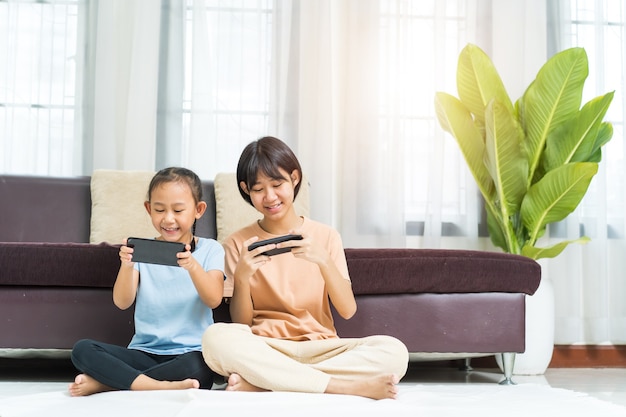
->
[129,374,200,391]
[68,373,199,397]
[226,373,267,392]
[325,374,400,400]
[68,374,113,397]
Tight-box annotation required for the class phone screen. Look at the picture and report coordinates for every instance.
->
[127,237,186,266]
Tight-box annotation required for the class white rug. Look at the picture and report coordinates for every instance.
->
[1,383,625,417]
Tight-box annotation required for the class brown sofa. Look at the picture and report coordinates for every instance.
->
[0,174,541,383]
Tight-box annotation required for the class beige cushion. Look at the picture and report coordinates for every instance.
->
[214,172,310,243]
[89,169,157,244]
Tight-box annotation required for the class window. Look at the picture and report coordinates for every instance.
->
[0,0,81,175]
[178,0,274,173]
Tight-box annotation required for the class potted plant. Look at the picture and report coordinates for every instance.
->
[434,44,614,375]
[434,44,614,260]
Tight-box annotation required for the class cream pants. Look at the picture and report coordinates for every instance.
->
[202,322,409,393]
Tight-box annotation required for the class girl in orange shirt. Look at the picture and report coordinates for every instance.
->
[202,137,408,400]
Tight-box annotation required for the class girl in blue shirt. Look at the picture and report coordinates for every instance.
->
[69,167,225,396]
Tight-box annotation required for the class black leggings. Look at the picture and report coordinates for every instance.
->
[70,339,216,390]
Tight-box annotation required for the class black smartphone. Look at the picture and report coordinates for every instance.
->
[127,237,186,266]
[248,234,303,257]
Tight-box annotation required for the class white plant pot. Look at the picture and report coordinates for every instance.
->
[497,277,555,375]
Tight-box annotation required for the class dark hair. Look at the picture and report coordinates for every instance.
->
[147,167,203,204]
[236,136,303,206]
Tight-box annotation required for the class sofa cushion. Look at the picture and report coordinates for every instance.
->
[214,172,311,243]
[344,248,541,295]
[0,242,120,288]
[89,170,156,244]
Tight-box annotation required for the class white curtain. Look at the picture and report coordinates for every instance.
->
[546,0,626,344]
[171,0,276,180]
[268,0,394,244]
[88,0,161,172]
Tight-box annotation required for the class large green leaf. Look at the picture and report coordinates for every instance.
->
[434,92,495,202]
[456,44,514,126]
[521,162,598,244]
[521,236,590,260]
[519,48,588,184]
[586,123,613,163]
[483,98,528,216]
[543,92,614,171]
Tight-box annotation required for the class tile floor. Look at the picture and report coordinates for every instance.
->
[1,357,625,408]
[404,364,626,408]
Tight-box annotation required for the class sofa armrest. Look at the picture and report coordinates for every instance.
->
[0,242,120,288]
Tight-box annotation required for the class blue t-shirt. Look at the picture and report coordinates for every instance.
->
[128,237,225,355]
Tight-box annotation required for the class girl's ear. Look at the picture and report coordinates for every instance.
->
[240,181,250,195]
[290,170,300,187]
[144,201,151,214]
[195,201,207,219]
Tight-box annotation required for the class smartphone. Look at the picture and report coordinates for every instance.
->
[127,237,186,266]
[247,234,303,257]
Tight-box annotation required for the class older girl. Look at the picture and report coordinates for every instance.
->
[202,137,408,400]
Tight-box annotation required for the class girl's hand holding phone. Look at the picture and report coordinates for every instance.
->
[119,239,134,266]
[176,244,196,271]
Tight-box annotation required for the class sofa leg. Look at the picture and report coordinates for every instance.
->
[498,352,516,385]
[458,357,473,372]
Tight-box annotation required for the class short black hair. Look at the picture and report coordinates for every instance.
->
[236,136,303,206]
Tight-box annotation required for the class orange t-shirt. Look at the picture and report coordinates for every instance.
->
[222,217,351,341]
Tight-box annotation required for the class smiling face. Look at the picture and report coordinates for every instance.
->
[243,168,300,223]
[144,180,206,243]
[236,136,303,207]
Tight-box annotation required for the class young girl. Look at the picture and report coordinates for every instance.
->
[69,167,225,397]
[202,137,408,400]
